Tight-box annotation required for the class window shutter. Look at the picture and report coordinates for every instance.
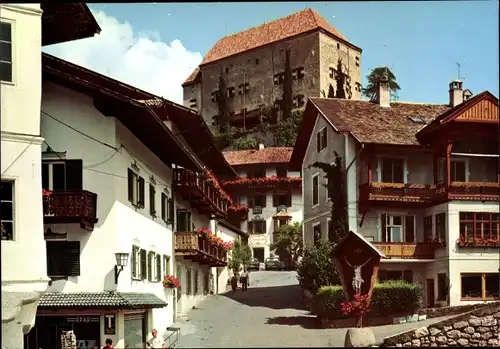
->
[46,241,62,276]
[65,241,81,276]
[403,270,414,283]
[161,193,166,220]
[272,195,278,207]
[65,160,83,190]
[42,163,49,190]
[187,212,192,231]
[140,249,147,280]
[405,216,415,242]
[156,255,161,281]
[131,246,138,278]
[176,209,184,231]
[147,252,153,281]
[248,197,255,209]
[316,133,321,152]
[149,185,156,216]
[168,198,174,222]
[248,221,254,234]
[138,177,145,207]
[381,214,387,242]
[286,194,292,207]
[261,195,267,207]
[128,169,135,202]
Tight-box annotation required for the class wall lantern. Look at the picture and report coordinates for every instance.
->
[114,252,130,284]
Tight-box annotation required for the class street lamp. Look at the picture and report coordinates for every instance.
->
[114,252,129,284]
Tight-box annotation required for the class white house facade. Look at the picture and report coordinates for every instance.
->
[222,146,304,262]
[0,4,100,348]
[22,53,239,349]
[289,81,499,307]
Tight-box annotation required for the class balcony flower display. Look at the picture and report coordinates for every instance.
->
[451,181,499,188]
[370,182,436,190]
[227,203,249,214]
[457,236,500,248]
[221,241,233,251]
[204,167,233,203]
[221,176,302,188]
[162,275,180,289]
[195,228,230,250]
[427,237,446,247]
[42,189,52,196]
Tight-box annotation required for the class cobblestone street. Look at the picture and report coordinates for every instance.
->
[174,271,453,348]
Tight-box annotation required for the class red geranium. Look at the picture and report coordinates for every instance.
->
[221,176,302,188]
[204,167,233,203]
[457,236,500,248]
[227,204,249,213]
[42,189,52,196]
[162,275,180,289]
[340,294,371,317]
[222,241,233,250]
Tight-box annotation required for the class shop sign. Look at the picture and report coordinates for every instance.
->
[66,316,100,324]
[104,314,116,335]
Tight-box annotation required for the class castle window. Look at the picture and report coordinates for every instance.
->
[211,90,218,103]
[274,72,285,85]
[189,98,197,109]
[225,67,229,74]
[238,83,250,95]
[295,67,305,80]
[255,58,259,65]
[355,56,360,67]
[293,95,305,108]
[329,67,335,79]
[226,87,235,98]
[337,43,340,49]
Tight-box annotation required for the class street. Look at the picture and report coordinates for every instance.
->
[174,271,453,348]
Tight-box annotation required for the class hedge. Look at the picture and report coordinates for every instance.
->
[313,280,423,319]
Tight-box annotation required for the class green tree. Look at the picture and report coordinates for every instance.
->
[228,239,252,273]
[215,72,230,133]
[271,221,303,268]
[310,152,348,244]
[282,47,293,120]
[296,241,340,292]
[362,66,401,101]
[273,108,303,147]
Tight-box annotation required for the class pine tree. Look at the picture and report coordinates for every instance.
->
[334,58,346,99]
[282,47,293,120]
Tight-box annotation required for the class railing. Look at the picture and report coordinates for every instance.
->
[445,182,499,200]
[174,232,228,265]
[373,242,436,259]
[43,190,98,226]
[173,169,229,217]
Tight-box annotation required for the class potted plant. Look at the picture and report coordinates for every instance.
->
[162,275,180,289]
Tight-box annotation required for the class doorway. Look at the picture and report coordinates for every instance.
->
[253,247,265,262]
[426,279,435,308]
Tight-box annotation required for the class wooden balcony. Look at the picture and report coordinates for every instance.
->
[173,169,229,218]
[359,183,435,206]
[227,204,249,222]
[43,190,98,231]
[435,182,499,202]
[373,242,436,259]
[174,232,227,267]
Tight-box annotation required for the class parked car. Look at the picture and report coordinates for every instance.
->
[248,258,260,271]
[264,257,284,271]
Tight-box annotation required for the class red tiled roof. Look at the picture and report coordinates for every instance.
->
[223,147,293,166]
[310,98,451,145]
[183,9,358,84]
[182,67,201,86]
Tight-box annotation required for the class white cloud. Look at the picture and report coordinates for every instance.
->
[43,10,202,104]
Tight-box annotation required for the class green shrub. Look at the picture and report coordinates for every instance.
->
[313,281,423,319]
[296,241,340,292]
[232,137,259,150]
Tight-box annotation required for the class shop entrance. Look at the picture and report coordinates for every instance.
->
[25,315,100,349]
[124,312,147,348]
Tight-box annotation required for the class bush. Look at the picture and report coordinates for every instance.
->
[232,137,259,150]
[296,241,340,292]
[313,280,423,319]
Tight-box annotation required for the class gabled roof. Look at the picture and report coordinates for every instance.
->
[184,8,360,85]
[182,67,201,87]
[331,231,387,259]
[416,91,499,139]
[223,147,293,166]
[289,97,450,170]
[41,3,101,46]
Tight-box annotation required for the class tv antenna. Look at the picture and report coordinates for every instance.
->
[446,53,465,80]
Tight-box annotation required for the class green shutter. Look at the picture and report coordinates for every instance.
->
[140,249,147,280]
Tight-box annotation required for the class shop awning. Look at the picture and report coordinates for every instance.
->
[39,291,167,309]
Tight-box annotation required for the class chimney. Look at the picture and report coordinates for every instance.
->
[449,80,464,107]
[376,78,390,107]
[258,143,265,150]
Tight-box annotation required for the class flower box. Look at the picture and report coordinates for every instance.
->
[456,237,500,248]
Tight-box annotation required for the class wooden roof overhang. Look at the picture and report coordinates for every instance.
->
[157,103,238,180]
[416,91,499,150]
[41,3,101,46]
[42,54,203,172]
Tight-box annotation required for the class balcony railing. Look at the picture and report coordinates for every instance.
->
[43,190,98,231]
[174,232,227,267]
[373,242,436,259]
[173,169,229,218]
[360,181,499,206]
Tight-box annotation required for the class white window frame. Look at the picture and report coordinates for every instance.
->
[1,179,16,241]
[326,161,334,202]
[316,126,327,153]
[438,158,470,183]
[325,218,331,241]
[451,159,469,182]
[131,246,141,280]
[379,213,416,243]
[0,18,15,85]
[42,161,67,190]
[377,156,408,183]
[149,251,156,282]
[163,255,171,277]
[312,172,320,207]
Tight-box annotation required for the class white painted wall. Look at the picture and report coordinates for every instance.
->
[1,5,48,347]
[215,224,240,293]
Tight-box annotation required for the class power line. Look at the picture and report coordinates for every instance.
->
[1,136,38,176]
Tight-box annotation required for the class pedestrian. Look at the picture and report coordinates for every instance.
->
[230,271,238,292]
[240,268,249,291]
[102,338,113,349]
[146,328,166,348]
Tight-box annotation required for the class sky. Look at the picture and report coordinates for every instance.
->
[43,1,499,105]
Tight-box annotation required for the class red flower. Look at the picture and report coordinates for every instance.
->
[221,176,302,187]
[340,294,371,317]
[42,189,52,197]
[203,167,233,204]
[228,204,249,213]
[222,241,233,250]
[457,236,500,248]
[162,275,180,289]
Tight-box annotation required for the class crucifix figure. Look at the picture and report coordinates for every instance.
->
[344,256,372,295]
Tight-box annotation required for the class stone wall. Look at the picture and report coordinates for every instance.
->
[381,302,500,347]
